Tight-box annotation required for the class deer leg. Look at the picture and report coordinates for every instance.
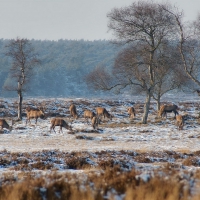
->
[50,126,52,133]
[59,126,63,133]
[50,125,56,134]
[178,122,181,130]
[26,117,31,125]
[53,126,56,134]
[85,118,89,125]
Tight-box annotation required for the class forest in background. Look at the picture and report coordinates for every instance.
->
[0,39,120,97]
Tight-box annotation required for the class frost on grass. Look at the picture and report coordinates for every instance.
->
[0,95,200,198]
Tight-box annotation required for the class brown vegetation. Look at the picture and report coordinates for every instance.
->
[0,166,197,200]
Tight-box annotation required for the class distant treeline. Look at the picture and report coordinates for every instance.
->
[0,39,121,97]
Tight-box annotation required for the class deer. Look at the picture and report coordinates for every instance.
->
[0,119,12,131]
[50,118,72,133]
[176,115,184,130]
[158,104,179,119]
[26,107,45,125]
[91,116,99,130]
[69,104,78,119]
[127,107,136,118]
[96,107,112,121]
[84,110,96,124]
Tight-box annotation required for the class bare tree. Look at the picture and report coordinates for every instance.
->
[86,41,188,114]
[163,7,200,93]
[4,38,40,120]
[87,1,179,123]
[152,41,190,110]
[108,1,182,124]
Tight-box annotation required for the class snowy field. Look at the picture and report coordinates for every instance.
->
[0,94,200,199]
[0,94,200,153]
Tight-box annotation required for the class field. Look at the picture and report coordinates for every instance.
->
[0,94,200,199]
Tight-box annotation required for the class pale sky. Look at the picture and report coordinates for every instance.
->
[0,0,200,41]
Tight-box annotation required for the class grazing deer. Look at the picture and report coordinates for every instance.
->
[176,115,184,130]
[96,107,112,120]
[127,107,136,118]
[26,107,45,125]
[91,116,99,130]
[0,119,12,131]
[69,104,78,119]
[84,110,96,123]
[50,118,72,133]
[158,104,179,118]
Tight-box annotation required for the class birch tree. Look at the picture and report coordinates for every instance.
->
[4,38,40,120]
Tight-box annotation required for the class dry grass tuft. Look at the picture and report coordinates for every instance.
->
[0,166,195,200]
[0,148,199,199]
[182,157,200,166]
[65,156,91,169]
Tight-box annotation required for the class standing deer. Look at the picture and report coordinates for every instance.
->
[176,115,184,130]
[91,116,99,130]
[26,107,45,124]
[158,104,179,118]
[69,104,79,119]
[0,119,12,131]
[50,118,72,133]
[84,110,96,123]
[96,107,112,120]
[127,107,136,118]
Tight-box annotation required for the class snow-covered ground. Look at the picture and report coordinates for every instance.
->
[0,94,199,153]
[1,95,200,199]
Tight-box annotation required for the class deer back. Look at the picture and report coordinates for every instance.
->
[96,107,105,115]
[51,118,72,130]
[27,109,45,118]
[165,104,178,112]
[84,110,96,119]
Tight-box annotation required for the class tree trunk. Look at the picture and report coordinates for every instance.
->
[18,87,23,120]
[157,96,161,113]
[142,92,152,124]
[18,92,22,120]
